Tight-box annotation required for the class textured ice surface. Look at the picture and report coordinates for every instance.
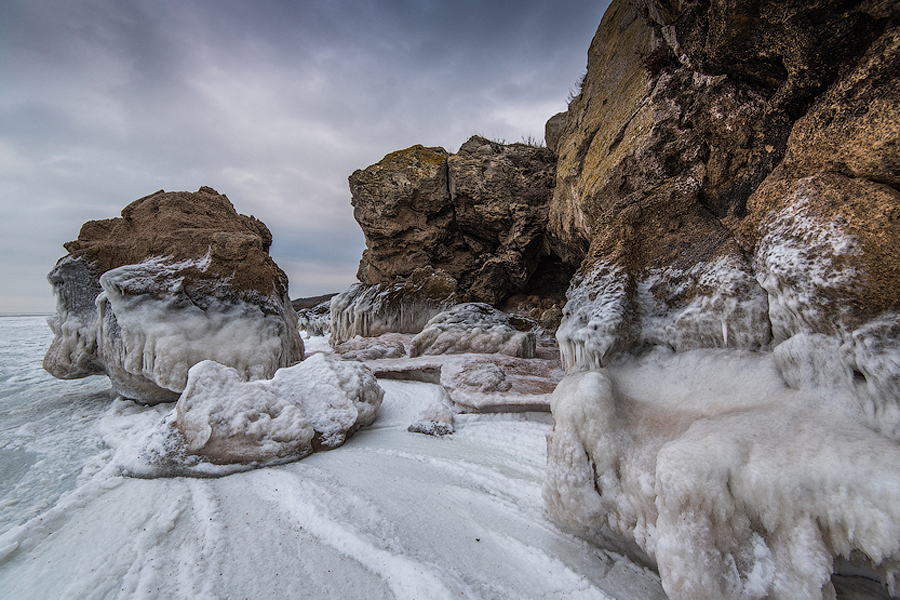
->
[544,347,900,600]
[108,354,383,474]
[330,280,455,345]
[755,188,863,343]
[1,318,670,599]
[410,303,536,358]
[557,257,770,372]
[44,255,304,403]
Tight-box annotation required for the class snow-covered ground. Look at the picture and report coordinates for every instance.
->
[0,316,666,600]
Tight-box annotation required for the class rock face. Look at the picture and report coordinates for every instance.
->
[540,0,900,598]
[349,136,570,313]
[551,0,900,376]
[44,187,304,403]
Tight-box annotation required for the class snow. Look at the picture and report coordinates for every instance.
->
[544,346,900,600]
[0,317,670,600]
[410,302,537,358]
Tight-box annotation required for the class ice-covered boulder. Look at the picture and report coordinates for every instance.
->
[175,354,383,464]
[44,187,304,403]
[329,268,459,345]
[293,294,335,336]
[544,349,900,600]
[409,303,537,359]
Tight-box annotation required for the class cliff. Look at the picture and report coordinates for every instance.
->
[542,1,900,599]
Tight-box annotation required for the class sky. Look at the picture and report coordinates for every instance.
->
[0,0,611,313]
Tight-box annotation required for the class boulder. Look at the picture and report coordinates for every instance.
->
[349,136,568,314]
[44,187,304,403]
[174,354,382,465]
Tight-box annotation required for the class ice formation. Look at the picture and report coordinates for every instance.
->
[45,254,304,403]
[409,302,537,358]
[113,353,383,475]
[556,256,770,372]
[296,299,332,336]
[755,189,900,439]
[330,271,458,345]
[544,347,900,600]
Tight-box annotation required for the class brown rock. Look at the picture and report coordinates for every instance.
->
[349,137,566,312]
[44,187,304,402]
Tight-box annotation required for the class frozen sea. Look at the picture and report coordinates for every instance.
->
[0,315,666,600]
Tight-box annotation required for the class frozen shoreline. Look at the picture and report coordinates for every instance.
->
[0,317,666,599]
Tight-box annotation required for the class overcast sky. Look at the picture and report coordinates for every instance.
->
[0,0,610,313]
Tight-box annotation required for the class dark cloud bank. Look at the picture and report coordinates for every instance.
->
[0,0,610,312]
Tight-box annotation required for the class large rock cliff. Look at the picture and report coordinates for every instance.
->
[44,187,305,402]
[541,1,900,599]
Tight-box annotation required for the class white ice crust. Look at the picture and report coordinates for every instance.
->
[330,281,454,345]
[110,354,383,475]
[46,255,304,403]
[557,256,770,372]
[410,303,536,358]
[544,347,900,600]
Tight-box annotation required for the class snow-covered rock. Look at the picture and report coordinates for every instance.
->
[296,299,332,336]
[410,303,537,359]
[330,269,459,345]
[111,354,383,475]
[43,188,304,403]
[544,348,900,600]
[557,256,770,372]
[174,354,382,465]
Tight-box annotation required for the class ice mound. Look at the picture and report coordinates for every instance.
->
[296,299,332,336]
[543,348,900,600]
[330,269,459,345]
[334,334,408,361]
[409,303,537,358]
[111,354,383,476]
[44,188,304,403]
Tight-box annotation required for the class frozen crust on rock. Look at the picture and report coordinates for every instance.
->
[543,348,900,600]
[329,270,459,345]
[112,354,383,475]
[410,302,537,358]
[43,187,304,402]
[174,355,383,465]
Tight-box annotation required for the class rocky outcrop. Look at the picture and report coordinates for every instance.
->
[349,136,570,315]
[44,187,304,403]
[542,1,900,598]
[551,0,900,376]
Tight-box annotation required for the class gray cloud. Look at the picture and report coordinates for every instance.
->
[0,0,609,311]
